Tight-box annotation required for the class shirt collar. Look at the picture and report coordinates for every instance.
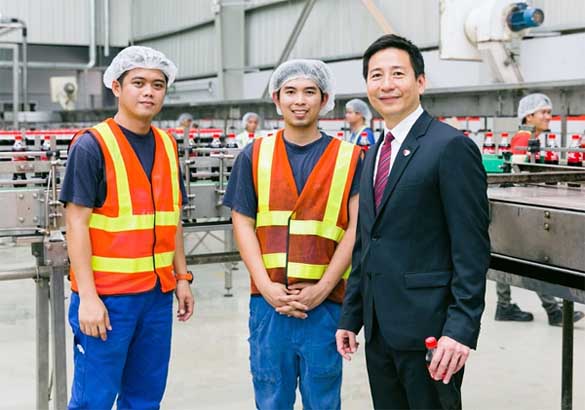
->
[384,105,424,144]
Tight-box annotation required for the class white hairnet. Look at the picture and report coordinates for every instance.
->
[518,93,552,119]
[177,113,193,124]
[242,112,260,128]
[269,59,335,116]
[345,99,372,123]
[103,46,177,89]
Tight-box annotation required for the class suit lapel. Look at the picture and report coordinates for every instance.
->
[374,112,433,221]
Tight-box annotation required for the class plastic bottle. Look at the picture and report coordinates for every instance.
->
[425,337,462,410]
[498,132,511,154]
[482,132,496,155]
[225,133,238,148]
[40,135,51,160]
[12,134,28,187]
[544,133,559,165]
[210,133,223,149]
[358,131,371,152]
[567,134,583,167]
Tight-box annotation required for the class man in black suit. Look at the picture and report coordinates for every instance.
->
[336,34,490,409]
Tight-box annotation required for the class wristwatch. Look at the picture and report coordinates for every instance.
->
[175,270,194,284]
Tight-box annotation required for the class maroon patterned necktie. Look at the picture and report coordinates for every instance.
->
[374,132,395,211]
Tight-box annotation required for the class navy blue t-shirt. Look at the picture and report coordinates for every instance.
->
[59,124,188,208]
[223,132,362,219]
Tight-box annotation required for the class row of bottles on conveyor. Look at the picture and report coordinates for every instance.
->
[480,130,583,166]
[10,134,53,187]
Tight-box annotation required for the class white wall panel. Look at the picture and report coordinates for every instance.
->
[140,26,217,79]
[131,0,214,39]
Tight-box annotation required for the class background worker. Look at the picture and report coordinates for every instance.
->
[236,112,261,148]
[498,93,584,325]
[345,98,376,146]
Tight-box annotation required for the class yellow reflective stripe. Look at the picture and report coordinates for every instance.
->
[256,210,292,227]
[155,128,181,211]
[93,122,132,216]
[91,251,175,273]
[323,141,354,224]
[155,211,180,226]
[342,265,351,279]
[289,220,345,242]
[288,262,351,280]
[287,262,327,279]
[262,253,287,269]
[257,136,277,213]
[89,211,179,231]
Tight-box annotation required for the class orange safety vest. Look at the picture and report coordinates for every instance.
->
[251,130,361,303]
[69,118,182,295]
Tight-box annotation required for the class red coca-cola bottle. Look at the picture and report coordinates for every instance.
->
[482,132,496,155]
[498,132,511,154]
[425,337,462,410]
[567,134,583,167]
[544,133,559,165]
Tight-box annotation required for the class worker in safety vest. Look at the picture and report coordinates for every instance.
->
[223,59,362,410]
[496,93,584,326]
[60,46,194,409]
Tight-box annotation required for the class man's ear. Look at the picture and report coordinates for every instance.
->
[271,91,281,111]
[111,80,121,98]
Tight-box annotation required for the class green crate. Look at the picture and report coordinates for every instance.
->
[482,154,505,173]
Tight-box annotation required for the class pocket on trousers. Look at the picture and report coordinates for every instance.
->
[250,347,281,384]
[248,298,273,338]
[307,343,342,379]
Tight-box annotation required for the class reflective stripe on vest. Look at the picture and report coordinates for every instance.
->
[262,252,351,280]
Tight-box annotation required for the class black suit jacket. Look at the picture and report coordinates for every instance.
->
[339,111,490,351]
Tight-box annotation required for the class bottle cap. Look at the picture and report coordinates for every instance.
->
[485,132,493,137]
[228,133,235,138]
[425,337,437,349]
[361,131,367,136]
[572,134,580,139]
[248,133,254,138]
[213,133,220,138]
[337,131,344,137]
[501,132,509,137]
[549,133,556,139]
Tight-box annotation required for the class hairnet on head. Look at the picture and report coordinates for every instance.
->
[518,93,552,119]
[345,99,372,123]
[242,112,260,128]
[103,46,178,89]
[177,113,193,124]
[269,59,335,116]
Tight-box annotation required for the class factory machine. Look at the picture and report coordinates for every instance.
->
[1,123,584,409]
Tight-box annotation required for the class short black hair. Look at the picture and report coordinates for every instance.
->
[362,34,425,80]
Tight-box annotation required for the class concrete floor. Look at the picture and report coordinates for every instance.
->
[0,243,583,410]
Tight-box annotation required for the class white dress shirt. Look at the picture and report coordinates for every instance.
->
[373,105,424,182]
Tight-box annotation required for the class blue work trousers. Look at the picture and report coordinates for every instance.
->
[68,283,173,410]
[248,296,342,410]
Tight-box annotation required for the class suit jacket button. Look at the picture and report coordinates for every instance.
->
[372,235,380,241]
